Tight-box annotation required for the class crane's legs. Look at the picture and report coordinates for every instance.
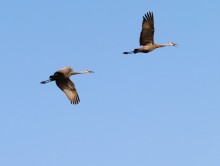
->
[40,79,52,84]
[123,51,134,54]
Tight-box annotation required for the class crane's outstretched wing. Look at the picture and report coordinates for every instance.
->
[56,78,80,104]
[139,12,154,46]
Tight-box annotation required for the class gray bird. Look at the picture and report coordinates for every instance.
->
[123,11,177,54]
[41,66,94,105]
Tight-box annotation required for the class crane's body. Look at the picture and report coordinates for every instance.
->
[41,66,94,105]
[125,44,167,54]
[123,11,177,54]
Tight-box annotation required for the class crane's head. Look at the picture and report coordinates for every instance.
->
[84,70,94,73]
[167,42,178,47]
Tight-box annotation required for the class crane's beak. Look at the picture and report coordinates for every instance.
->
[86,70,94,73]
[173,43,178,47]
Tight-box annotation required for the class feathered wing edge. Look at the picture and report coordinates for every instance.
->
[56,78,80,105]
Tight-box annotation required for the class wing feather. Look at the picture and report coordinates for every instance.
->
[56,78,80,105]
[139,12,155,46]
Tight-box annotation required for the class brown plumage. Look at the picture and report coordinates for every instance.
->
[140,12,155,46]
[123,11,177,54]
[41,66,94,105]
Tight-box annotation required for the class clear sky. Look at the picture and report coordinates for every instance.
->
[0,0,220,166]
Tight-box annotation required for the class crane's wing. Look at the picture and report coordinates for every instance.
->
[56,78,80,104]
[139,12,155,46]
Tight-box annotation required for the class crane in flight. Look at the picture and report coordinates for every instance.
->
[123,11,177,54]
[41,66,94,105]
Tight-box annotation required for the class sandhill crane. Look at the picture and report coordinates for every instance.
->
[123,11,177,54]
[41,66,94,105]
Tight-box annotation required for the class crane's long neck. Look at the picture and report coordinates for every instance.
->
[158,43,174,47]
[71,72,81,75]
[156,44,169,48]
[71,70,89,75]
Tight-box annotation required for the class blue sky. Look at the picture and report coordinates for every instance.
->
[0,0,220,166]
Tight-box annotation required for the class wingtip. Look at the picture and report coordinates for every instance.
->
[70,95,80,105]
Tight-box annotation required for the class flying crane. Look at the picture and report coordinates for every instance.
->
[123,11,177,54]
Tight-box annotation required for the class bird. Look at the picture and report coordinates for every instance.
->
[123,11,177,54]
[40,66,94,105]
